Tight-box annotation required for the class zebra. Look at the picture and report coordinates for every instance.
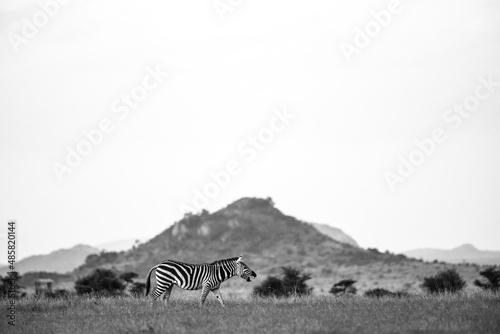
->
[145,255,256,307]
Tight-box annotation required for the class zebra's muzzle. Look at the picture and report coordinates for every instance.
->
[246,271,257,282]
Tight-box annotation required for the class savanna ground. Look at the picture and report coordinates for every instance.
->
[2,292,500,334]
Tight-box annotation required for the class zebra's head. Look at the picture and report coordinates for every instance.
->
[235,255,257,282]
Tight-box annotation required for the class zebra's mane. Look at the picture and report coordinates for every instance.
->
[210,257,240,266]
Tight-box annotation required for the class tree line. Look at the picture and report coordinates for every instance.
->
[1,265,498,299]
[253,266,499,298]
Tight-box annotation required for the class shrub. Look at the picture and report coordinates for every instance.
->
[118,272,143,296]
[0,272,23,298]
[422,268,466,294]
[130,282,146,296]
[75,269,125,296]
[365,288,394,298]
[281,267,313,295]
[46,289,71,299]
[119,272,139,284]
[254,276,284,297]
[253,267,313,298]
[330,279,357,295]
[365,288,408,298]
[474,267,500,292]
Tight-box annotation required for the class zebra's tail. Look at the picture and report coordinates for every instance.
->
[145,265,157,297]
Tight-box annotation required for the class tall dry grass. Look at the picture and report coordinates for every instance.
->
[3,292,499,333]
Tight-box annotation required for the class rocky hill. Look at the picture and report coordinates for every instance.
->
[75,198,398,276]
[71,197,488,294]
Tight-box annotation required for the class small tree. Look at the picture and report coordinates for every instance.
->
[253,267,313,298]
[330,279,357,295]
[422,268,466,294]
[75,269,125,296]
[281,267,313,296]
[474,267,500,292]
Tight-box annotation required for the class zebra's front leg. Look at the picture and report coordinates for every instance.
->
[199,285,211,307]
[211,287,225,307]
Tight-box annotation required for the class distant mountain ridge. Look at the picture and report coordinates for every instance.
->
[0,244,99,275]
[309,223,358,247]
[404,244,500,265]
[0,238,151,276]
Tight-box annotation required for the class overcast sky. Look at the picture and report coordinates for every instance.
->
[1,0,499,261]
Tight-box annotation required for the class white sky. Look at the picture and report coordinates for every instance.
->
[1,0,499,261]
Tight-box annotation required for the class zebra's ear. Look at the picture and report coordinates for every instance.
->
[236,255,242,263]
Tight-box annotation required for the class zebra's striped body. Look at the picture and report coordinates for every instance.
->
[145,256,256,307]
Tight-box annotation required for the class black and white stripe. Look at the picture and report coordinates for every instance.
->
[145,255,256,307]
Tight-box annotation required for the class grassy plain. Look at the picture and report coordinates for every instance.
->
[3,292,500,334]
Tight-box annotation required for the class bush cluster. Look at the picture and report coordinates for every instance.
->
[422,268,466,294]
[254,267,313,297]
[75,269,143,296]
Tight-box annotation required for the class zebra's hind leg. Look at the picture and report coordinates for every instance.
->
[211,287,225,307]
[162,286,173,306]
[149,285,167,306]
